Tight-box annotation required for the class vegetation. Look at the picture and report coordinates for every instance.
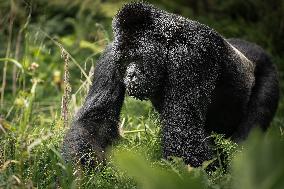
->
[0,0,283,188]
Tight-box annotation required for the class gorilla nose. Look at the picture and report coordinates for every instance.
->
[128,71,136,79]
[126,62,139,80]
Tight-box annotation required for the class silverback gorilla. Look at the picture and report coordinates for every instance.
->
[62,2,279,168]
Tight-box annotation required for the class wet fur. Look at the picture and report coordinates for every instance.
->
[62,3,279,168]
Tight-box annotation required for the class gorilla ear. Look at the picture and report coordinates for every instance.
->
[113,3,154,33]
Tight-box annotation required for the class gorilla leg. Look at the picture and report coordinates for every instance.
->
[62,45,125,167]
[232,64,279,141]
[228,39,279,141]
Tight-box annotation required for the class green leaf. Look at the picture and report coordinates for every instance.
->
[114,151,208,189]
[232,129,284,189]
[0,58,24,72]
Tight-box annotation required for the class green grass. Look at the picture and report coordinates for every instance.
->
[1,87,284,188]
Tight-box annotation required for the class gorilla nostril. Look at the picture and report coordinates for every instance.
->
[128,71,136,78]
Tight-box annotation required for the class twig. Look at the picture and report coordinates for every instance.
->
[1,9,14,108]
[124,129,146,134]
[38,28,92,85]
[61,47,71,128]
[13,3,31,95]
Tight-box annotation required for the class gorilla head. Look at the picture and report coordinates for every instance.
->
[113,3,168,100]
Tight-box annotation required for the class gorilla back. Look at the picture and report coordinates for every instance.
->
[62,2,279,168]
[206,38,279,142]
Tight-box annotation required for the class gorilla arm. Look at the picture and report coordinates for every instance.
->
[160,84,217,167]
[158,43,220,167]
[62,44,125,167]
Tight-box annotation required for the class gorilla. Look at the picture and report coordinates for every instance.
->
[62,2,279,168]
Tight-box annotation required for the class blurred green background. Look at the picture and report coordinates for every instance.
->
[0,0,283,188]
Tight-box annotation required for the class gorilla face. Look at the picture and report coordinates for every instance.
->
[123,61,163,100]
[112,3,170,100]
[119,31,167,100]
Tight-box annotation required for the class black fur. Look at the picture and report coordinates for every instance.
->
[62,3,279,168]
[62,45,125,167]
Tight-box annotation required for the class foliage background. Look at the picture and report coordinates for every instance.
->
[0,0,283,188]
